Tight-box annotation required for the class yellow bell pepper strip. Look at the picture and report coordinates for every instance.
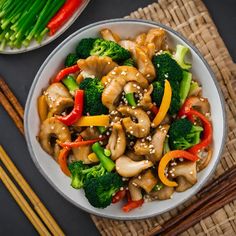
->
[74,115,110,127]
[152,80,172,127]
[37,95,48,122]
[87,153,99,163]
[58,147,71,176]
[158,150,198,187]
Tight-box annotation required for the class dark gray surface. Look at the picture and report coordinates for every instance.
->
[0,1,235,235]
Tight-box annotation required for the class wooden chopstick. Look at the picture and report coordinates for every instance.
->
[0,91,24,135]
[0,77,24,119]
[0,166,51,236]
[147,167,236,236]
[0,146,65,236]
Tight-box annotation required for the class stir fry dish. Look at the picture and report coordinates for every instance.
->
[38,28,213,212]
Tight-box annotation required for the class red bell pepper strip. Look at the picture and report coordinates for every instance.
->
[58,136,106,148]
[150,104,159,115]
[122,199,144,212]
[53,65,80,83]
[186,109,212,155]
[47,0,83,36]
[57,89,84,126]
[178,97,196,117]
[58,147,71,176]
[112,189,126,204]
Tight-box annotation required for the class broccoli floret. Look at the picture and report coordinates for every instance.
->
[169,90,181,115]
[79,78,108,115]
[173,44,191,70]
[152,53,183,84]
[76,38,98,59]
[84,172,123,208]
[68,161,88,189]
[64,53,78,67]
[76,38,130,62]
[151,81,164,106]
[123,58,135,67]
[68,161,106,189]
[168,118,203,150]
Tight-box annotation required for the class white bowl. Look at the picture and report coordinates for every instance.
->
[25,19,226,220]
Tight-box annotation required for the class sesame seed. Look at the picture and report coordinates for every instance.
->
[111,71,116,75]
[138,176,141,179]
[107,61,111,64]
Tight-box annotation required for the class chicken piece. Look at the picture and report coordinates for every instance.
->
[145,28,166,52]
[139,84,153,110]
[197,148,212,172]
[149,186,174,200]
[125,151,144,161]
[77,56,118,79]
[101,66,148,111]
[119,40,155,82]
[123,82,143,94]
[135,33,147,46]
[100,28,120,42]
[132,170,158,193]
[80,127,100,140]
[44,83,73,115]
[133,139,150,156]
[115,156,153,177]
[107,123,126,160]
[39,117,71,156]
[117,105,151,138]
[128,179,143,201]
[146,124,170,163]
[171,161,197,192]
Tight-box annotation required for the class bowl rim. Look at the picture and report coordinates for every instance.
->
[24,18,227,220]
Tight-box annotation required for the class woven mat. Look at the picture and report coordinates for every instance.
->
[91,0,236,235]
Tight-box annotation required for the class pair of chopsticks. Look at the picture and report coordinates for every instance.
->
[0,77,24,135]
[147,166,236,236]
[0,76,64,235]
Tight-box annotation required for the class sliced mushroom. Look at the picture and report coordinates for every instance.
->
[80,127,100,140]
[133,139,150,156]
[115,156,153,177]
[149,186,174,200]
[125,151,144,161]
[119,40,155,82]
[171,161,197,192]
[132,170,158,193]
[123,82,143,94]
[175,176,193,192]
[106,123,126,160]
[77,56,118,79]
[117,105,151,138]
[183,96,210,115]
[101,66,148,110]
[146,124,170,163]
[44,83,73,115]
[39,117,71,156]
[197,148,212,172]
[100,28,120,42]
[139,84,153,110]
[145,28,166,52]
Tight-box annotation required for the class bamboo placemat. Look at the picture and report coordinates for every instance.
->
[91,0,236,235]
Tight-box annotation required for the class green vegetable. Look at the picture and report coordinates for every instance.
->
[152,53,184,115]
[62,75,79,92]
[104,149,111,157]
[153,183,164,191]
[163,137,170,154]
[92,142,115,172]
[173,44,191,70]
[125,93,137,107]
[84,172,123,208]
[168,118,203,150]
[189,81,201,96]
[64,53,78,67]
[179,71,192,105]
[79,77,108,115]
[123,58,135,67]
[97,126,107,134]
[68,162,106,189]
[76,38,131,62]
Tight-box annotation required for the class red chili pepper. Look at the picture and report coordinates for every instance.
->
[47,0,83,36]
[122,199,144,212]
[59,136,106,148]
[186,109,213,155]
[150,104,159,115]
[57,89,84,126]
[53,65,79,83]
[112,189,126,204]
[58,147,71,176]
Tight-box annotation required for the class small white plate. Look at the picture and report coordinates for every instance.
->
[25,19,226,220]
[0,0,90,54]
